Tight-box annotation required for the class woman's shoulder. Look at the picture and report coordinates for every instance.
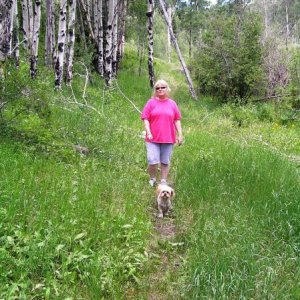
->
[167,98,178,105]
[146,98,157,103]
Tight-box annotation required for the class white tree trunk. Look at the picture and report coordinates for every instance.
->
[104,0,114,85]
[96,0,104,76]
[158,0,196,99]
[285,0,289,48]
[12,0,20,67]
[8,0,16,54]
[117,0,127,63]
[167,5,172,63]
[147,0,155,87]
[30,0,41,78]
[65,0,77,84]
[0,0,14,66]
[27,0,33,47]
[112,0,118,75]
[93,0,99,42]
[45,0,55,67]
[21,0,28,48]
[55,0,67,89]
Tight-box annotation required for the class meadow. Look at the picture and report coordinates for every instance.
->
[0,52,299,299]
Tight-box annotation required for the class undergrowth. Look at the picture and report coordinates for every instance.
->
[0,51,299,299]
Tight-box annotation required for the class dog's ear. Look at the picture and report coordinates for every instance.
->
[171,188,175,198]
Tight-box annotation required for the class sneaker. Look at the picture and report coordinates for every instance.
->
[149,178,157,187]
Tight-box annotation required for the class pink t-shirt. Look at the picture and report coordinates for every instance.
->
[141,98,181,143]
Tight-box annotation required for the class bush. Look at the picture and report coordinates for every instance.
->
[193,10,265,102]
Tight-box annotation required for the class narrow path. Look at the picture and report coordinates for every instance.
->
[137,182,188,300]
[125,180,188,299]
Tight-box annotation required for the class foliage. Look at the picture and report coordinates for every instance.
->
[286,47,300,110]
[193,9,265,102]
[126,0,148,45]
[1,31,300,299]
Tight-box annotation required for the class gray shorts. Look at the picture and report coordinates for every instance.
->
[146,142,174,165]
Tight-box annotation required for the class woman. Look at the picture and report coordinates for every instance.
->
[141,80,183,186]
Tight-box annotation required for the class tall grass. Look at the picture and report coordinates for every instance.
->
[0,62,154,298]
[1,51,299,299]
[174,131,300,299]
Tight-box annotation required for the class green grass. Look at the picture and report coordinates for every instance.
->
[0,51,300,299]
[174,131,300,299]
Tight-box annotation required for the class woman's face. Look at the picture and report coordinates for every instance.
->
[155,85,168,98]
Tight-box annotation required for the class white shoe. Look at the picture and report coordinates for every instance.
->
[160,179,167,185]
[149,178,156,187]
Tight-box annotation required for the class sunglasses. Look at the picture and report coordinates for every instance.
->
[156,86,167,90]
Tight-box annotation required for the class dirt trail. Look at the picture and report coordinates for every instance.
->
[142,190,186,300]
[126,183,187,299]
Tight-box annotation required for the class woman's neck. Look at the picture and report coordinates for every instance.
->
[155,95,168,100]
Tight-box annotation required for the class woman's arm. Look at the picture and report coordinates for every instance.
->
[144,119,153,140]
[175,120,183,145]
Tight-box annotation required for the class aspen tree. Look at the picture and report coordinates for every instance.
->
[78,0,95,43]
[30,0,41,78]
[166,5,173,63]
[146,0,155,87]
[112,0,118,75]
[8,0,16,53]
[105,0,114,85]
[21,0,28,49]
[117,0,127,66]
[94,0,104,76]
[0,0,14,77]
[55,0,67,89]
[12,0,20,67]
[158,0,196,99]
[45,0,55,67]
[65,0,77,84]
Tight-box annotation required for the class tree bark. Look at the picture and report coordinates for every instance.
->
[112,0,118,75]
[146,0,155,88]
[167,5,172,63]
[20,0,33,50]
[65,0,77,84]
[116,0,127,68]
[97,0,104,75]
[158,0,196,99]
[45,0,55,67]
[30,0,41,78]
[78,0,95,44]
[285,0,289,49]
[55,0,67,89]
[104,0,114,85]
[0,0,14,69]
[11,0,20,67]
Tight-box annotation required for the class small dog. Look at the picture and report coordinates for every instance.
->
[156,184,175,218]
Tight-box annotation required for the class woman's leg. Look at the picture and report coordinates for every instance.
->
[146,142,160,185]
[160,163,169,181]
[148,164,158,179]
[160,144,174,183]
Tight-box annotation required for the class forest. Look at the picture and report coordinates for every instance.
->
[1,0,300,298]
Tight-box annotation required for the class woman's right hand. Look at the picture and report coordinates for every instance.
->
[147,133,153,140]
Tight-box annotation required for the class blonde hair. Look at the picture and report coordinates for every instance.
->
[153,80,171,97]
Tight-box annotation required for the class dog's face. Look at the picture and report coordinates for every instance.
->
[156,184,175,201]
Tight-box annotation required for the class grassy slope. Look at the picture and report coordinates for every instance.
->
[0,51,300,299]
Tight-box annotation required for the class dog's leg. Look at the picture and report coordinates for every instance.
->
[168,199,173,211]
[157,203,164,218]
[157,209,163,218]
